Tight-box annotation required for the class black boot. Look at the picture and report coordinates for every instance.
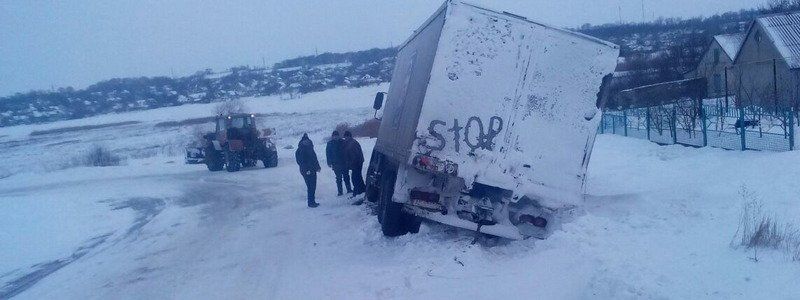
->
[308,201,319,208]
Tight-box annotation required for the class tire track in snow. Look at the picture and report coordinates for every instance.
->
[0,196,167,299]
[0,233,113,299]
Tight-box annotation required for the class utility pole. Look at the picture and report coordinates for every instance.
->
[618,5,622,24]
[641,0,645,22]
[724,67,730,109]
[773,58,779,111]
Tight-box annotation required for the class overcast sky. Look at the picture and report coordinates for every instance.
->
[0,0,768,96]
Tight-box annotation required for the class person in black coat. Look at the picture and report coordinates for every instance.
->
[342,131,365,196]
[326,131,352,196]
[295,133,321,207]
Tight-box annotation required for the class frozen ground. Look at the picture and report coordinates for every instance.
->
[1,85,799,299]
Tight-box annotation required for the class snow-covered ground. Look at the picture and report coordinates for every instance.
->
[1,85,799,299]
[0,84,386,176]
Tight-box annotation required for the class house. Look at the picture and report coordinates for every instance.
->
[691,33,745,99]
[732,11,800,110]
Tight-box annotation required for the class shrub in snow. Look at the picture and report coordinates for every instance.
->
[62,145,124,168]
[731,186,800,262]
[84,145,124,167]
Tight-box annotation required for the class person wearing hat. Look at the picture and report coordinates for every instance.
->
[326,131,352,196]
[295,133,321,208]
[342,131,365,198]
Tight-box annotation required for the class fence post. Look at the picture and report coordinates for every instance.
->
[790,108,795,151]
[646,107,651,141]
[623,109,628,136]
[611,114,616,134]
[671,105,677,144]
[739,105,746,151]
[600,114,605,134]
[701,104,708,147]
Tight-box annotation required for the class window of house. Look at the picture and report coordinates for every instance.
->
[713,74,722,94]
[713,49,720,65]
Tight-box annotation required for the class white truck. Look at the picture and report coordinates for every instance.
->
[365,1,619,239]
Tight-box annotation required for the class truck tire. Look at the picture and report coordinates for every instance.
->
[205,146,223,172]
[365,150,382,203]
[377,164,414,237]
[405,214,422,234]
[225,150,240,172]
[365,164,379,203]
[262,150,278,168]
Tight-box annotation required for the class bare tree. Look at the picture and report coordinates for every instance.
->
[675,99,701,138]
[214,98,249,116]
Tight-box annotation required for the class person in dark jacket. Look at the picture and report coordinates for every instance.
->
[326,131,352,196]
[295,133,321,208]
[342,131,365,197]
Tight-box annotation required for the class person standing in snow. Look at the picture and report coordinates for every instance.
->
[342,131,365,199]
[326,131,352,196]
[295,133,321,208]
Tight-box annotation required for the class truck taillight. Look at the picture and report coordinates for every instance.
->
[412,154,458,175]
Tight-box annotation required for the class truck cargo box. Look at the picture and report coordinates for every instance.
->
[376,1,618,205]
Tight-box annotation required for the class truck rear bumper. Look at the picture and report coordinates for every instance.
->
[406,206,523,240]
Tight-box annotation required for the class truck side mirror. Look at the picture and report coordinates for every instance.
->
[373,92,385,110]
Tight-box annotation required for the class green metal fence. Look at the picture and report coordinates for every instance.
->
[599,100,796,151]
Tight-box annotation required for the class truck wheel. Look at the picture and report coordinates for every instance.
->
[262,150,278,168]
[365,150,382,203]
[225,151,240,172]
[365,164,379,203]
[405,214,422,234]
[377,165,412,237]
[205,146,223,172]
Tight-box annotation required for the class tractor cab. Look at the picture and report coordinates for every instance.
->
[216,114,258,142]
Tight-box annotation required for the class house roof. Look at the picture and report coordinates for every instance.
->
[755,11,800,69]
[713,33,745,59]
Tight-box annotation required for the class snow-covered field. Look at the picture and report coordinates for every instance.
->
[1,85,799,299]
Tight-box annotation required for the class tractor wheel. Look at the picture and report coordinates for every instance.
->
[262,150,278,168]
[242,159,256,168]
[377,164,413,237]
[205,146,223,172]
[225,150,240,172]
